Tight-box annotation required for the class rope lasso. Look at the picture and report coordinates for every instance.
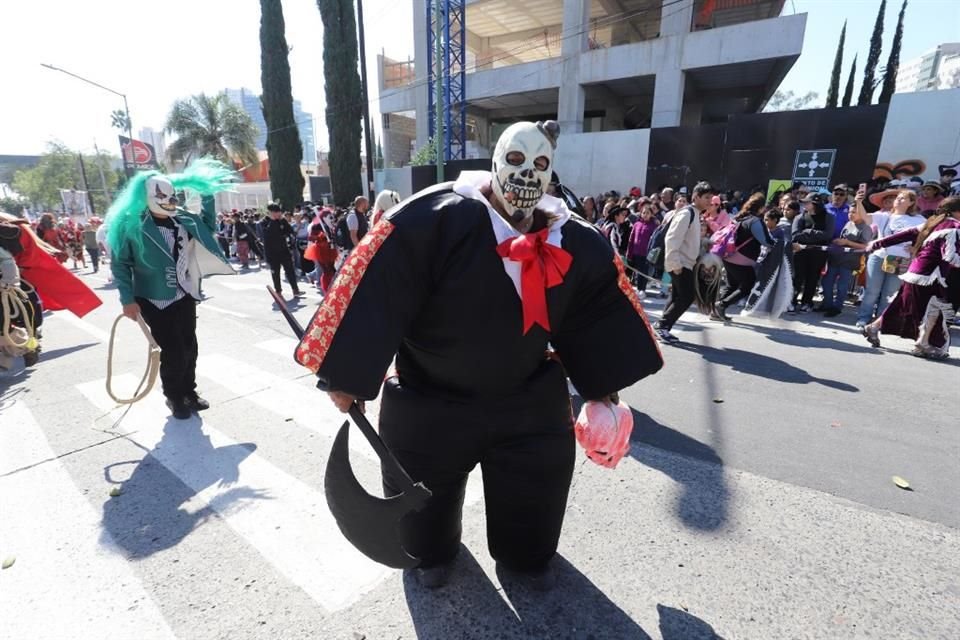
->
[0,285,36,350]
[105,314,161,405]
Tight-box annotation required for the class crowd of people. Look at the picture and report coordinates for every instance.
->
[578,164,960,360]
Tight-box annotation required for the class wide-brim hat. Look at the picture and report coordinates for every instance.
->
[869,188,901,208]
[921,181,944,194]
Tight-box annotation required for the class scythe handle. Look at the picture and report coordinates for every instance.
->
[267,286,422,494]
[348,404,421,494]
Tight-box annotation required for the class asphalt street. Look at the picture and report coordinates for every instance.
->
[1,262,958,640]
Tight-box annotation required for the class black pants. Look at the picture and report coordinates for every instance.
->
[86,247,100,272]
[793,250,827,305]
[267,253,300,294]
[137,296,198,401]
[720,261,757,308]
[217,236,231,257]
[629,256,650,290]
[659,267,695,330]
[379,364,575,571]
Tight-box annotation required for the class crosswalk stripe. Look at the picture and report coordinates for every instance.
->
[74,375,394,612]
[0,401,176,638]
[195,353,380,463]
[215,349,485,505]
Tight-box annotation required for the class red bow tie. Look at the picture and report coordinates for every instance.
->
[496,227,572,334]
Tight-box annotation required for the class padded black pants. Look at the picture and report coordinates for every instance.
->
[378,362,575,571]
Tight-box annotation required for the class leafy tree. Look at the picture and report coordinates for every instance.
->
[12,142,119,212]
[317,0,363,206]
[260,0,305,209]
[858,0,886,105]
[165,92,259,167]
[842,55,858,107]
[826,22,846,108]
[0,197,26,216]
[879,0,907,104]
[410,138,437,166]
[763,90,820,113]
[374,132,384,169]
[110,109,130,132]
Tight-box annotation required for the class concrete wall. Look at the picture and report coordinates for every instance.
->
[875,88,960,180]
[374,168,414,199]
[553,129,651,198]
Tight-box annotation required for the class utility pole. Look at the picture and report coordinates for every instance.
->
[434,0,445,183]
[356,0,376,202]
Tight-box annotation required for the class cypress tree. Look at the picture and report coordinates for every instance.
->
[842,55,858,107]
[260,0,305,209]
[858,0,886,105]
[317,0,363,206]
[375,134,384,169]
[826,22,846,108]
[878,0,907,103]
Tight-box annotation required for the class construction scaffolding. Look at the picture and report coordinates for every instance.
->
[427,0,466,161]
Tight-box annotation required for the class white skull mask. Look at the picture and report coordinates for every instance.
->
[145,176,178,217]
[491,121,558,222]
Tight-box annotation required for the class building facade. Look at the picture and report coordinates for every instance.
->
[895,43,960,94]
[138,127,167,164]
[224,88,317,166]
[376,0,805,195]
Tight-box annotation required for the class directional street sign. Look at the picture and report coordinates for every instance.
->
[792,149,836,190]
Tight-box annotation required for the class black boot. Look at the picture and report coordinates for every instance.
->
[165,397,192,420]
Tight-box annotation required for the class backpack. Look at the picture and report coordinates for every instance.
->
[646,206,693,271]
[334,216,351,249]
[709,219,756,259]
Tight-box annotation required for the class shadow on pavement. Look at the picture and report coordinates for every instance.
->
[100,417,261,559]
[404,548,653,639]
[676,343,859,392]
[748,324,877,354]
[37,342,98,361]
[628,409,729,532]
[658,604,724,639]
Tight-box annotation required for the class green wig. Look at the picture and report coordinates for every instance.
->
[105,158,237,262]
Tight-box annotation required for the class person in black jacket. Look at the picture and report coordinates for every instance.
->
[791,193,836,311]
[263,204,303,297]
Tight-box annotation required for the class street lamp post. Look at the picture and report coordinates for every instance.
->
[40,63,134,150]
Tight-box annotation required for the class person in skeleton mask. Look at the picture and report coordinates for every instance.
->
[106,160,236,419]
[293,121,662,589]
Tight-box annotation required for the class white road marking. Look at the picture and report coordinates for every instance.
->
[197,303,250,318]
[75,375,393,613]
[255,337,299,358]
[0,401,176,639]
[196,353,379,463]
[51,311,110,342]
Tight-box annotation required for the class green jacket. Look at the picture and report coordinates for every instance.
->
[112,196,233,305]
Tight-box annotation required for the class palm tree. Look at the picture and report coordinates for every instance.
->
[164,92,259,167]
[110,109,130,132]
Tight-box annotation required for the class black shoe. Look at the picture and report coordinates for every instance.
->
[824,308,842,318]
[292,289,305,297]
[414,563,452,589]
[496,561,558,592]
[165,397,192,420]
[715,305,732,322]
[185,394,210,412]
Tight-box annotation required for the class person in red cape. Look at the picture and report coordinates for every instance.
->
[292,121,663,589]
[0,213,102,367]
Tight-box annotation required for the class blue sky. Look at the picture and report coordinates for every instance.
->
[1,0,957,156]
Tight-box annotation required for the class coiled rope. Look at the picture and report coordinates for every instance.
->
[0,284,36,350]
[105,314,160,405]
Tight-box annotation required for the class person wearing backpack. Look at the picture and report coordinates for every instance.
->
[713,193,772,322]
[338,196,370,252]
[653,181,715,343]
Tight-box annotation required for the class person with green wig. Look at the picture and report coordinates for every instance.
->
[105,159,236,419]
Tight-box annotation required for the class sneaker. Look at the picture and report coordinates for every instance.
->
[654,326,679,343]
[714,305,732,322]
[926,349,950,361]
[798,304,813,312]
[185,394,210,412]
[165,397,192,420]
[855,321,866,329]
[415,564,451,589]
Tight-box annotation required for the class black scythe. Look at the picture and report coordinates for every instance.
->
[267,286,431,569]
